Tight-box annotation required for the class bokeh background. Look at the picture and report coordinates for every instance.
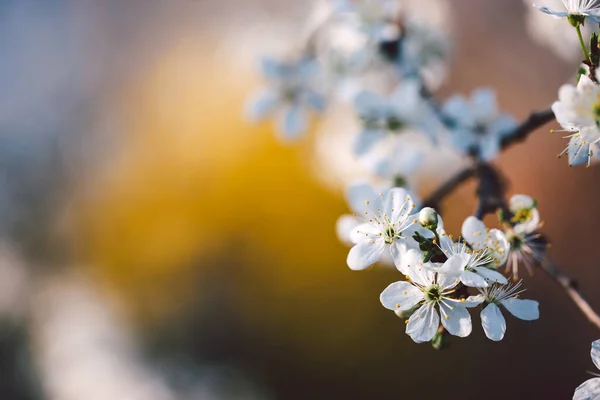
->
[0,1,599,399]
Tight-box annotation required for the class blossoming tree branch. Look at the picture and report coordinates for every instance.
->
[244,0,600,397]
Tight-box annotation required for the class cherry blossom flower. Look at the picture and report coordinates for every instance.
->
[442,88,517,162]
[461,216,510,269]
[534,0,600,24]
[345,184,418,270]
[574,340,600,399]
[471,281,539,341]
[552,71,600,167]
[245,56,326,142]
[380,250,482,343]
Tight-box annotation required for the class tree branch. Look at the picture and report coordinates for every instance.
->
[540,259,600,330]
[423,107,555,209]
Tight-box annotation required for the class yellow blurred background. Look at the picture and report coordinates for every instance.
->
[1,1,599,399]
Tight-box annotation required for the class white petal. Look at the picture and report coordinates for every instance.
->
[461,216,486,249]
[347,239,385,271]
[439,303,472,338]
[478,136,501,162]
[380,281,424,311]
[472,266,509,285]
[533,6,568,18]
[470,88,497,122]
[336,215,361,246]
[460,270,489,288]
[446,295,485,308]
[573,378,600,400]
[513,208,540,235]
[485,229,510,267]
[395,248,423,275]
[349,223,381,244]
[509,194,535,212]
[354,129,387,156]
[402,252,435,287]
[438,254,469,276]
[406,304,439,343]
[500,298,539,321]
[442,95,474,126]
[245,90,280,121]
[384,188,412,224]
[591,340,600,371]
[277,105,308,142]
[568,135,592,167]
[481,303,507,341]
[346,183,382,215]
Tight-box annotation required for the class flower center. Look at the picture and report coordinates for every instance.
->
[424,284,443,303]
[508,233,524,251]
[384,226,397,244]
[511,208,532,225]
[387,117,404,131]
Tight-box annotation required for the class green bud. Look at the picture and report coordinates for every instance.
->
[568,14,586,28]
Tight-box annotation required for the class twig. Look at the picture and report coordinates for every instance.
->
[423,107,555,208]
[540,259,600,330]
[423,167,475,209]
[500,107,555,148]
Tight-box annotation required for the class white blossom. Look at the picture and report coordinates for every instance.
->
[380,250,482,343]
[461,216,510,269]
[245,56,326,142]
[442,88,517,161]
[552,72,600,167]
[502,196,547,279]
[353,80,437,156]
[574,340,600,400]
[534,0,600,23]
[473,280,539,341]
[436,240,509,288]
[345,184,418,270]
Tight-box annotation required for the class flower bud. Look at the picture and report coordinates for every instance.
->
[418,207,438,230]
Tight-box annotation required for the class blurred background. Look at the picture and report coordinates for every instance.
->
[0,0,598,399]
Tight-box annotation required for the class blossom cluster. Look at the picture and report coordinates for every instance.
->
[340,185,540,343]
[245,0,600,396]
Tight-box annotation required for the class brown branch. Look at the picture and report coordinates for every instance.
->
[423,107,555,209]
[540,259,600,330]
[500,107,555,148]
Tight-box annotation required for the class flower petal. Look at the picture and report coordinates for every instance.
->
[446,295,485,308]
[481,303,507,341]
[395,248,422,275]
[354,129,387,156]
[460,270,489,288]
[438,254,469,276]
[347,239,385,271]
[461,216,486,249]
[472,266,509,285]
[573,378,600,400]
[245,90,280,121]
[349,223,381,244]
[406,304,439,343]
[439,302,472,338]
[346,183,381,215]
[500,298,539,321]
[277,105,308,142]
[484,229,510,267]
[336,215,361,246]
[592,340,600,371]
[380,281,424,311]
[384,188,413,224]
